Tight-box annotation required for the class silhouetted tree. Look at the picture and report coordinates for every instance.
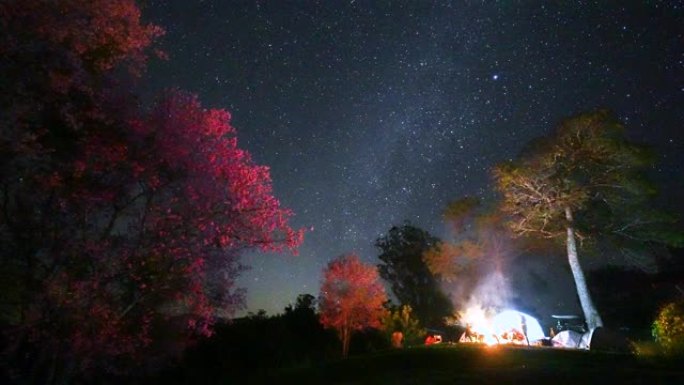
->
[150,293,339,384]
[376,224,453,327]
[285,294,317,315]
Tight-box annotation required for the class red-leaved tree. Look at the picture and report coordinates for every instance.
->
[319,254,388,357]
[0,0,303,382]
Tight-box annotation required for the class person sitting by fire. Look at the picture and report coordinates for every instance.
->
[501,329,525,344]
[391,331,404,348]
[425,333,442,345]
[425,334,436,345]
[464,323,476,342]
[521,315,530,346]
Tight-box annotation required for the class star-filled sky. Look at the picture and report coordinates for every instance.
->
[142,1,684,316]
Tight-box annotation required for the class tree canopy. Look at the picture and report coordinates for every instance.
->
[493,109,681,253]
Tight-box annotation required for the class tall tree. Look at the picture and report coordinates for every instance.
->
[493,109,682,330]
[319,254,387,357]
[1,1,164,380]
[376,223,453,327]
[0,1,302,381]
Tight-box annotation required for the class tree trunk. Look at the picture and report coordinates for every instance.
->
[565,206,603,331]
[341,326,350,358]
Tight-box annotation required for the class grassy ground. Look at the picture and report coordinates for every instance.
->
[250,344,684,385]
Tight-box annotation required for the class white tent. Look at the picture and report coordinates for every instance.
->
[491,310,546,342]
[551,329,595,349]
[551,330,583,348]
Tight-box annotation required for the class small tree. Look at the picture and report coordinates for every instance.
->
[319,254,388,357]
[652,300,684,356]
[382,304,425,347]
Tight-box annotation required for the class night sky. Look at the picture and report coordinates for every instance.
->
[142,1,684,317]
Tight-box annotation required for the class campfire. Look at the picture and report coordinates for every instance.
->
[447,273,595,349]
[457,306,546,346]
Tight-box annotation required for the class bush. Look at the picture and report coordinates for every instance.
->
[381,304,425,347]
[652,300,684,356]
[631,340,660,357]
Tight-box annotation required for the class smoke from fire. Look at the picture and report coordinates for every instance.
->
[434,201,583,331]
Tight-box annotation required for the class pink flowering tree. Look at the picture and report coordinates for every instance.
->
[0,0,302,382]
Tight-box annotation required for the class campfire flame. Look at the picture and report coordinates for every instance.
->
[458,305,498,346]
[458,306,546,346]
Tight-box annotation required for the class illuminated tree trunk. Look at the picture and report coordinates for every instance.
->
[565,206,604,331]
[341,323,350,358]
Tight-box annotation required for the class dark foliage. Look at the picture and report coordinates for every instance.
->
[587,250,684,341]
[376,223,453,328]
[148,294,391,384]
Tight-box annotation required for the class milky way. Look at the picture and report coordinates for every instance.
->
[143,1,684,315]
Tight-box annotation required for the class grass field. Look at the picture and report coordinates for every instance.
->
[252,344,684,385]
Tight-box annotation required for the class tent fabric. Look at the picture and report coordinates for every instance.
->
[552,329,595,349]
[552,330,583,348]
[491,310,546,342]
[579,328,595,349]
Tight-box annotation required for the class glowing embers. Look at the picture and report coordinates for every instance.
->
[459,308,546,346]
